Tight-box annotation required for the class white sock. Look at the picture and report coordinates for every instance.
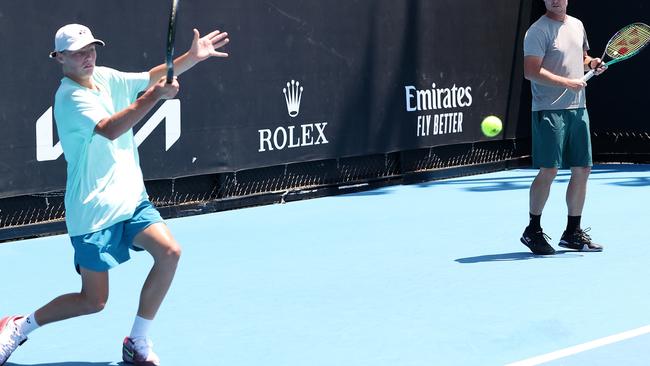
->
[16,313,40,336]
[129,315,153,340]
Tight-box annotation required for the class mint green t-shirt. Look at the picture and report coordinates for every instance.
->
[54,66,151,236]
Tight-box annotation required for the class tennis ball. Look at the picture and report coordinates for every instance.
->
[481,115,503,137]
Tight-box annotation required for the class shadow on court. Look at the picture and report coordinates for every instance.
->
[345,190,394,197]
[462,181,530,192]
[455,250,582,263]
[415,167,649,193]
[414,173,568,192]
[609,177,650,187]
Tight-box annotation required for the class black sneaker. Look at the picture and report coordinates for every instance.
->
[520,226,556,255]
[559,228,603,252]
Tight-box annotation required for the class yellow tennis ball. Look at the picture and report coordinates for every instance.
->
[481,115,502,137]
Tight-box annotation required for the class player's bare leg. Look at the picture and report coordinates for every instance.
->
[559,166,601,251]
[121,222,181,365]
[520,167,559,255]
[566,166,590,216]
[132,223,181,320]
[530,167,558,215]
[34,269,109,325]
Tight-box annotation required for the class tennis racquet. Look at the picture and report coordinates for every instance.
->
[551,22,649,105]
[166,0,180,83]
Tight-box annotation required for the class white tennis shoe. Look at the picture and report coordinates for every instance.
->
[122,336,161,366]
[0,316,28,366]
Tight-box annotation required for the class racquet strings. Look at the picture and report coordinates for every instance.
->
[605,23,650,60]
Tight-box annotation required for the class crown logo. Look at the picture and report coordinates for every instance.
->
[283,80,303,118]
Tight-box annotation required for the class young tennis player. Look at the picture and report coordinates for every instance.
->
[0,23,229,365]
[520,0,606,255]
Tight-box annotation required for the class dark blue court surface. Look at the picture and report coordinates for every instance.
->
[2,164,649,365]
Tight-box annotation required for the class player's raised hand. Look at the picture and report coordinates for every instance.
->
[189,28,229,63]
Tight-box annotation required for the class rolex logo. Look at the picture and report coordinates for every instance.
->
[282,80,303,118]
[258,79,328,152]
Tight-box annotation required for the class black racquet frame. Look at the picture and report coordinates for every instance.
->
[166,0,180,83]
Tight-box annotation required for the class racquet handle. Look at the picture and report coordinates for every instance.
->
[166,67,174,84]
[582,69,596,82]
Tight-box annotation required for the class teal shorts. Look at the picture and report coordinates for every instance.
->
[531,108,593,169]
[70,200,163,274]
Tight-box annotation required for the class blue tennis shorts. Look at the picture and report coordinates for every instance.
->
[70,200,164,274]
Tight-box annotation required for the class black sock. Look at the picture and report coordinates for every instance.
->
[529,213,542,231]
[566,215,581,233]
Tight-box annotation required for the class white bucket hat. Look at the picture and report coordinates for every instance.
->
[49,24,105,58]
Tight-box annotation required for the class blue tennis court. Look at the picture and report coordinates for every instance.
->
[1,164,649,365]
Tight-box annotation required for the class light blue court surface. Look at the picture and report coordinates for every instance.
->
[1,164,649,366]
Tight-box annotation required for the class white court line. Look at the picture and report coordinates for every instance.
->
[505,324,650,366]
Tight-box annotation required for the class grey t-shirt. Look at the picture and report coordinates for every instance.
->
[524,15,589,111]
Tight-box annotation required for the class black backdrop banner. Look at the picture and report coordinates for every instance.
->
[0,0,526,198]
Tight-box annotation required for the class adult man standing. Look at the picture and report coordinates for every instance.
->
[520,0,606,255]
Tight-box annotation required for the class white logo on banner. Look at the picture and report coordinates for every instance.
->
[36,100,181,161]
[404,82,473,138]
[283,80,303,118]
[258,80,329,152]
